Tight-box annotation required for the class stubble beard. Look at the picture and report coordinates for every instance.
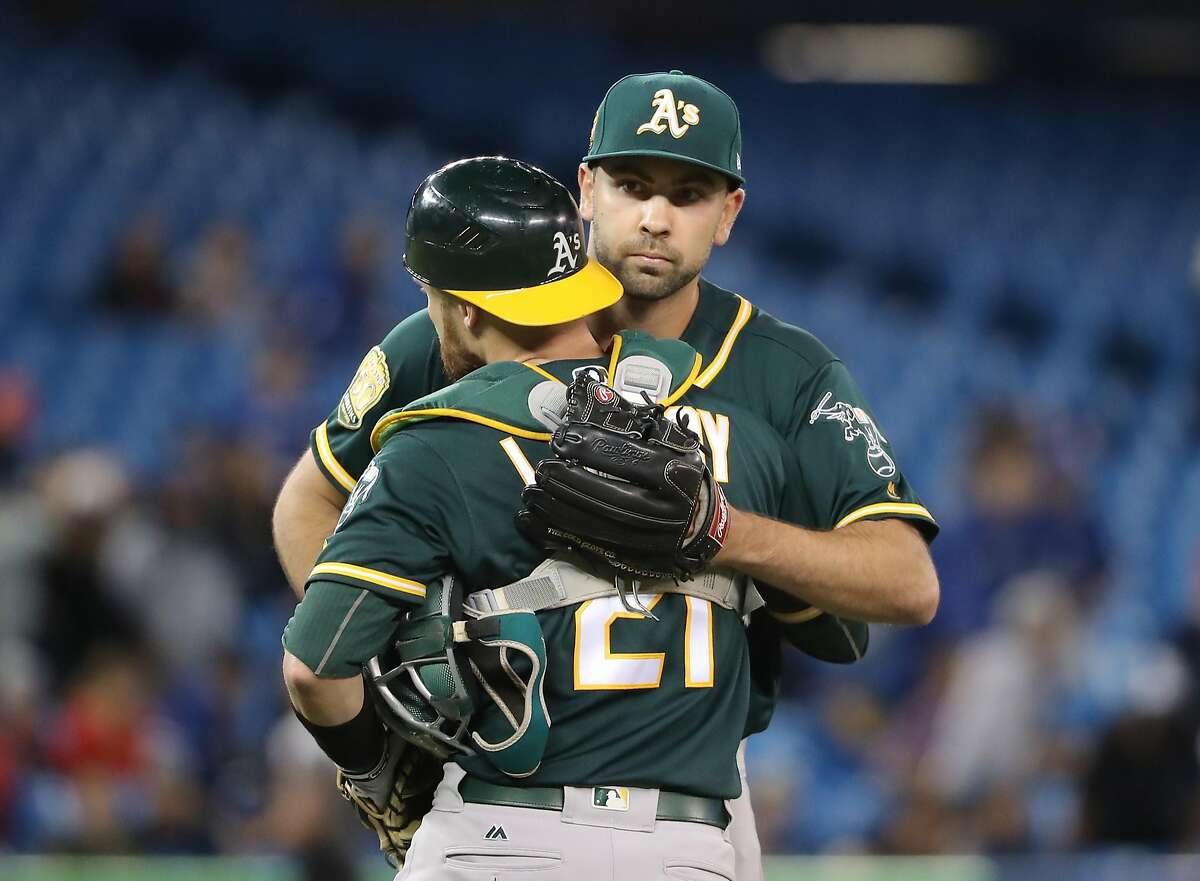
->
[593,228,707,303]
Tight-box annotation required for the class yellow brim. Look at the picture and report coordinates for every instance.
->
[446,259,623,327]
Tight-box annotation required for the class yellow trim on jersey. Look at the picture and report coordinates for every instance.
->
[371,408,552,452]
[309,562,427,598]
[522,362,563,384]
[314,422,357,493]
[694,294,752,389]
[835,502,936,530]
[684,596,715,688]
[499,436,537,487]
[606,333,623,381]
[771,606,825,624]
[658,352,704,407]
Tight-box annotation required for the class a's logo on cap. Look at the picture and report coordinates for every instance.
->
[548,231,581,277]
[636,88,700,140]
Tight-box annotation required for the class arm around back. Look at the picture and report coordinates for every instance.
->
[273,448,347,600]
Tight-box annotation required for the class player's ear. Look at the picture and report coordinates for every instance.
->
[713,187,745,247]
[461,302,480,332]
[578,163,595,222]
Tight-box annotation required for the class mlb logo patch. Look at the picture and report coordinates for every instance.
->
[592,786,629,811]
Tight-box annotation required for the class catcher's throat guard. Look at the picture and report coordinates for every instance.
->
[367,575,551,778]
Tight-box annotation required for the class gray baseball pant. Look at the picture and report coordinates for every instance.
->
[396,764,737,881]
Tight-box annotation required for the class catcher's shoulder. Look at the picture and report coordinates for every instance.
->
[371,362,542,451]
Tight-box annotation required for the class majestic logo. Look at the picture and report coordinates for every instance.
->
[592,786,630,811]
[635,89,700,139]
[808,391,896,479]
[592,437,652,466]
[484,824,508,840]
[337,346,390,430]
[336,459,380,530]
[593,385,616,404]
[548,231,581,277]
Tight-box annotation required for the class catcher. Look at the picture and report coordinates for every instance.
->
[283,156,862,878]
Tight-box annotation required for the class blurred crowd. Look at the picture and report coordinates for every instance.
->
[0,212,396,878]
[748,407,1200,853]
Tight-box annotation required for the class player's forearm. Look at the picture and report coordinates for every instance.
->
[273,450,346,600]
[717,509,938,625]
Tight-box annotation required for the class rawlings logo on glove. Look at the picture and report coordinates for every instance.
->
[591,437,653,466]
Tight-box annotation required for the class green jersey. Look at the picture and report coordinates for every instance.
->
[307,279,937,734]
[303,333,797,799]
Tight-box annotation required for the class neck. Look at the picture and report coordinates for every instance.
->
[480,319,604,367]
[587,275,701,348]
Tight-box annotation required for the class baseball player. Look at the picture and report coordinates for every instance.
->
[273,72,940,878]
[283,156,834,879]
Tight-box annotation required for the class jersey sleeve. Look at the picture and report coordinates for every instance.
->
[283,579,411,678]
[789,359,938,539]
[305,431,464,603]
[310,310,448,493]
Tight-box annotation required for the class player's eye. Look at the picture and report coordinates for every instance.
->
[618,180,647,197]
[673,189,702,205]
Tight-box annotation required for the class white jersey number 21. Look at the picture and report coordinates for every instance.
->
[573,594,714,690]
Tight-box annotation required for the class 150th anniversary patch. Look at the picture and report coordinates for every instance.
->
[337,346,390,430]
[809,391,897,479]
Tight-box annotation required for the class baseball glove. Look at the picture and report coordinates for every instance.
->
[335,735,442,868]
[518,370,730,581]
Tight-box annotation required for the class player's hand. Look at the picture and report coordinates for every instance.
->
[336,735,443,868]
[517,370,730,581]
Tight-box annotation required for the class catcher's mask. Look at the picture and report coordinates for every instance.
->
[366,575,551,778]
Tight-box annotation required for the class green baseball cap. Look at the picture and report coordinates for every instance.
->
[584,70,744,185]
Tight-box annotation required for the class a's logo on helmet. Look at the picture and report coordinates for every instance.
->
[593,385,616,404]
[548,230,581,277]
[636,88,700,139]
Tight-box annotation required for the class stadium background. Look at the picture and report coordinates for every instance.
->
[2,1,1200,878]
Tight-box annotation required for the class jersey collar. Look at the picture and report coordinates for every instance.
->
[370,333,702,450]
[680,279,754,389]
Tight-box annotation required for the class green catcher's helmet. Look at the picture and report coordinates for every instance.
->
[403,156,622,327]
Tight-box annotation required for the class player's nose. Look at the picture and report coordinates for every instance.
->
[638,195,672,237]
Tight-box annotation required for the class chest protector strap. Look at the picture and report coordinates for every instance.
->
[466,552,755,617]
